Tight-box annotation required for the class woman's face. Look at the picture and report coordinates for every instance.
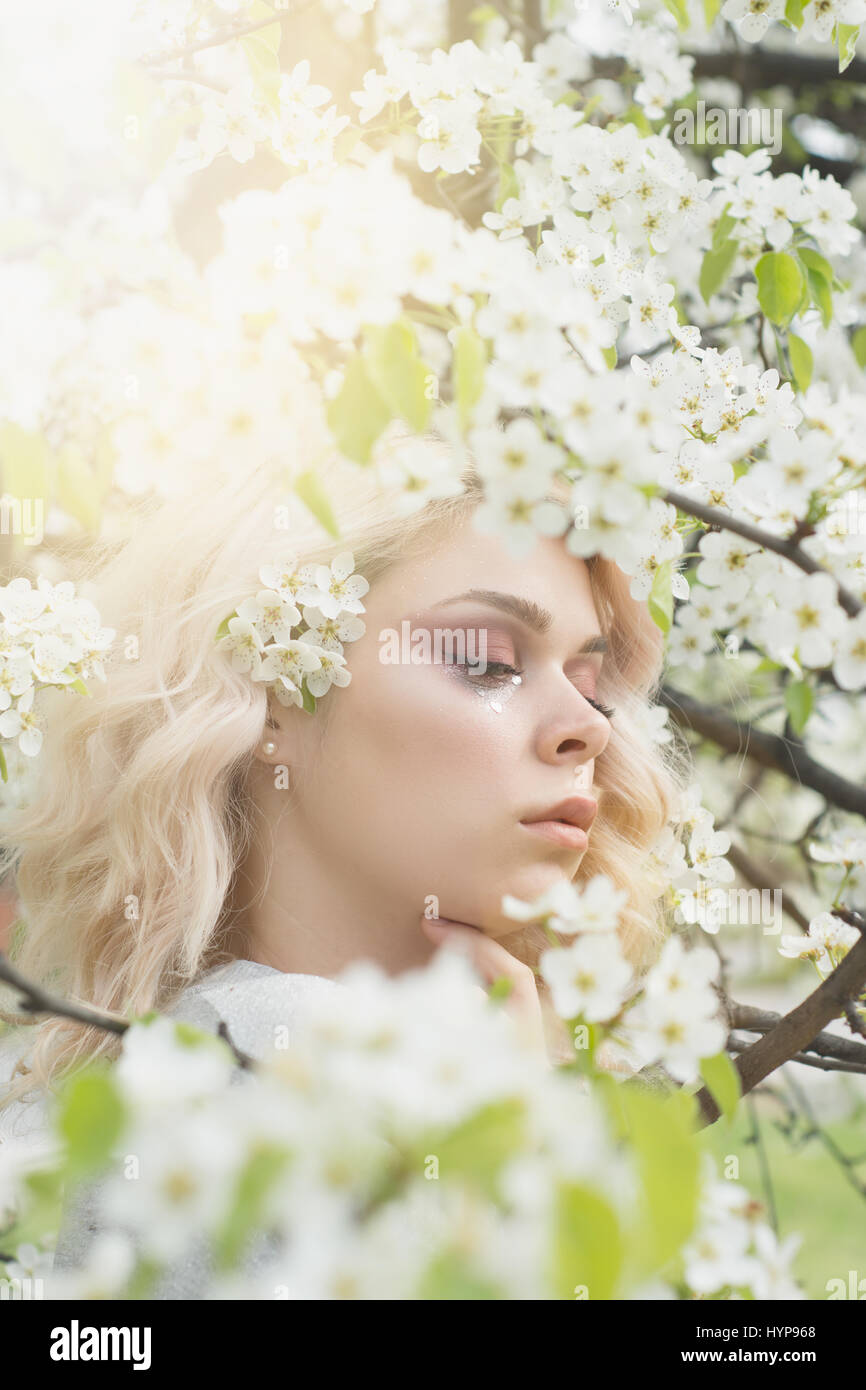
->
[275,516,613,939]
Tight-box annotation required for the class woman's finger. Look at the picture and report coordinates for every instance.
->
[420,915,547,1055]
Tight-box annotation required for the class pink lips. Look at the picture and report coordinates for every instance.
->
[519,795,597,852]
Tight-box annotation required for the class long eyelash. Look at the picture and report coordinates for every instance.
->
[453,660,522,686]
[585,694,616,720]
[454,662,615,718]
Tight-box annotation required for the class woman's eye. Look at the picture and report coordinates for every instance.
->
[584,693,616,720]
[453,660,523,686]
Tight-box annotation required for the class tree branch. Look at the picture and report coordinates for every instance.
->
[0,952,127,1036]
[695,930,866,1126]
[723,841,812,932]
[660,685,866,817]
[664,488,862,618]
[141,12,288,67]
[727,1036,866,1075]
[728,1000,866,1066]
[0,952,255,1070]
[588,49,866,94]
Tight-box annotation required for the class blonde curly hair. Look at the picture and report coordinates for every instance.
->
[0,434,691,1105]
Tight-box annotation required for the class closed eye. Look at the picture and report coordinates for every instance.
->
[583,693,615,720]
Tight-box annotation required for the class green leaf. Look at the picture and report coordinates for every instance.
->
[57,1067,127,1179]
[9,1165,66,1251]
[55,443,105,532]
[240,5,282,114]
[468,4,502,25]
[418,1248,503,1299]
[837,22,860,72]
[608,1085,701,1276]
[704,0,723,26]
[241,36,282,113]
[215,1142,292,1269]
[755,251,806,326]
[300,682,317,715]
[0,744,7,784]
[362,320,433,434]
[244,2,282,51]
[699,237,739,305]
[0,422,49,511]
[711,203,737,251]
[796,248,834,327]
[853,325,866,369]
[293,468,339,538]
[419,1098,526,1201]
[662,0,689,27]
[648,560,674,635]
[807,268,833,328]
[214,615,233,643]
[699,1050,742,1123]
[784,0,807,26]
[601,344,617,369]
[550,1181,624,1299]
[325,354,392,464]
[171,1021,231,1052]
[797,247,833,283]
[784,678,813,734]
[453,327,486,430]
[67,677,90,697]
[787,332,813,393]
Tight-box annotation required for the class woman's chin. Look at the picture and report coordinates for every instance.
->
[470,865,582,939]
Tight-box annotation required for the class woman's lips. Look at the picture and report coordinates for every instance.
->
[519,820,589,851]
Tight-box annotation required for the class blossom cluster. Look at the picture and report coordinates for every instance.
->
[683,1162,803,1299]
[1,947,803,1300]
[502,858,727,1084]
[779,910,862,975]
[0,577,115,760]
[216,551,368,710]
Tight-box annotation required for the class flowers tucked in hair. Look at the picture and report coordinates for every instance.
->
[0,575,115,767]
[215,550,368,712]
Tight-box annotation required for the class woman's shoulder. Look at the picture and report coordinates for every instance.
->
[162,958,344,1061]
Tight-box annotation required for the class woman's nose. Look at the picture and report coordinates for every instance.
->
[537,688,612,767]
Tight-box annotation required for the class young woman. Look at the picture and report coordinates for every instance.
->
[0,434,686,1284]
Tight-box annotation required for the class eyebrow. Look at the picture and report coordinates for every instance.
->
[435,589,608,653]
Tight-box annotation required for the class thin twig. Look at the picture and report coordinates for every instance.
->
[661,685,866,818]
[141,12,287,66]
[727,1035,866,1075]
[727,1001,866,1066]
[723,841,812,933]
[695,930,866,1125]
[783,1068,866,1200]
[664,489,862,618]
[0,952,255,1070]
[746,1091,778,1231]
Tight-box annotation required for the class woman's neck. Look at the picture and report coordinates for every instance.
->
[225,832,438,981]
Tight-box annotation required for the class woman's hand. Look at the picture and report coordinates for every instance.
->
[420,914,549,1059]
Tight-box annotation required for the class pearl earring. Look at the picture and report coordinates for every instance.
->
[262,740,277,756]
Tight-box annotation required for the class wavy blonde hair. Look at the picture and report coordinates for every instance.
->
[0,435,691,1105]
